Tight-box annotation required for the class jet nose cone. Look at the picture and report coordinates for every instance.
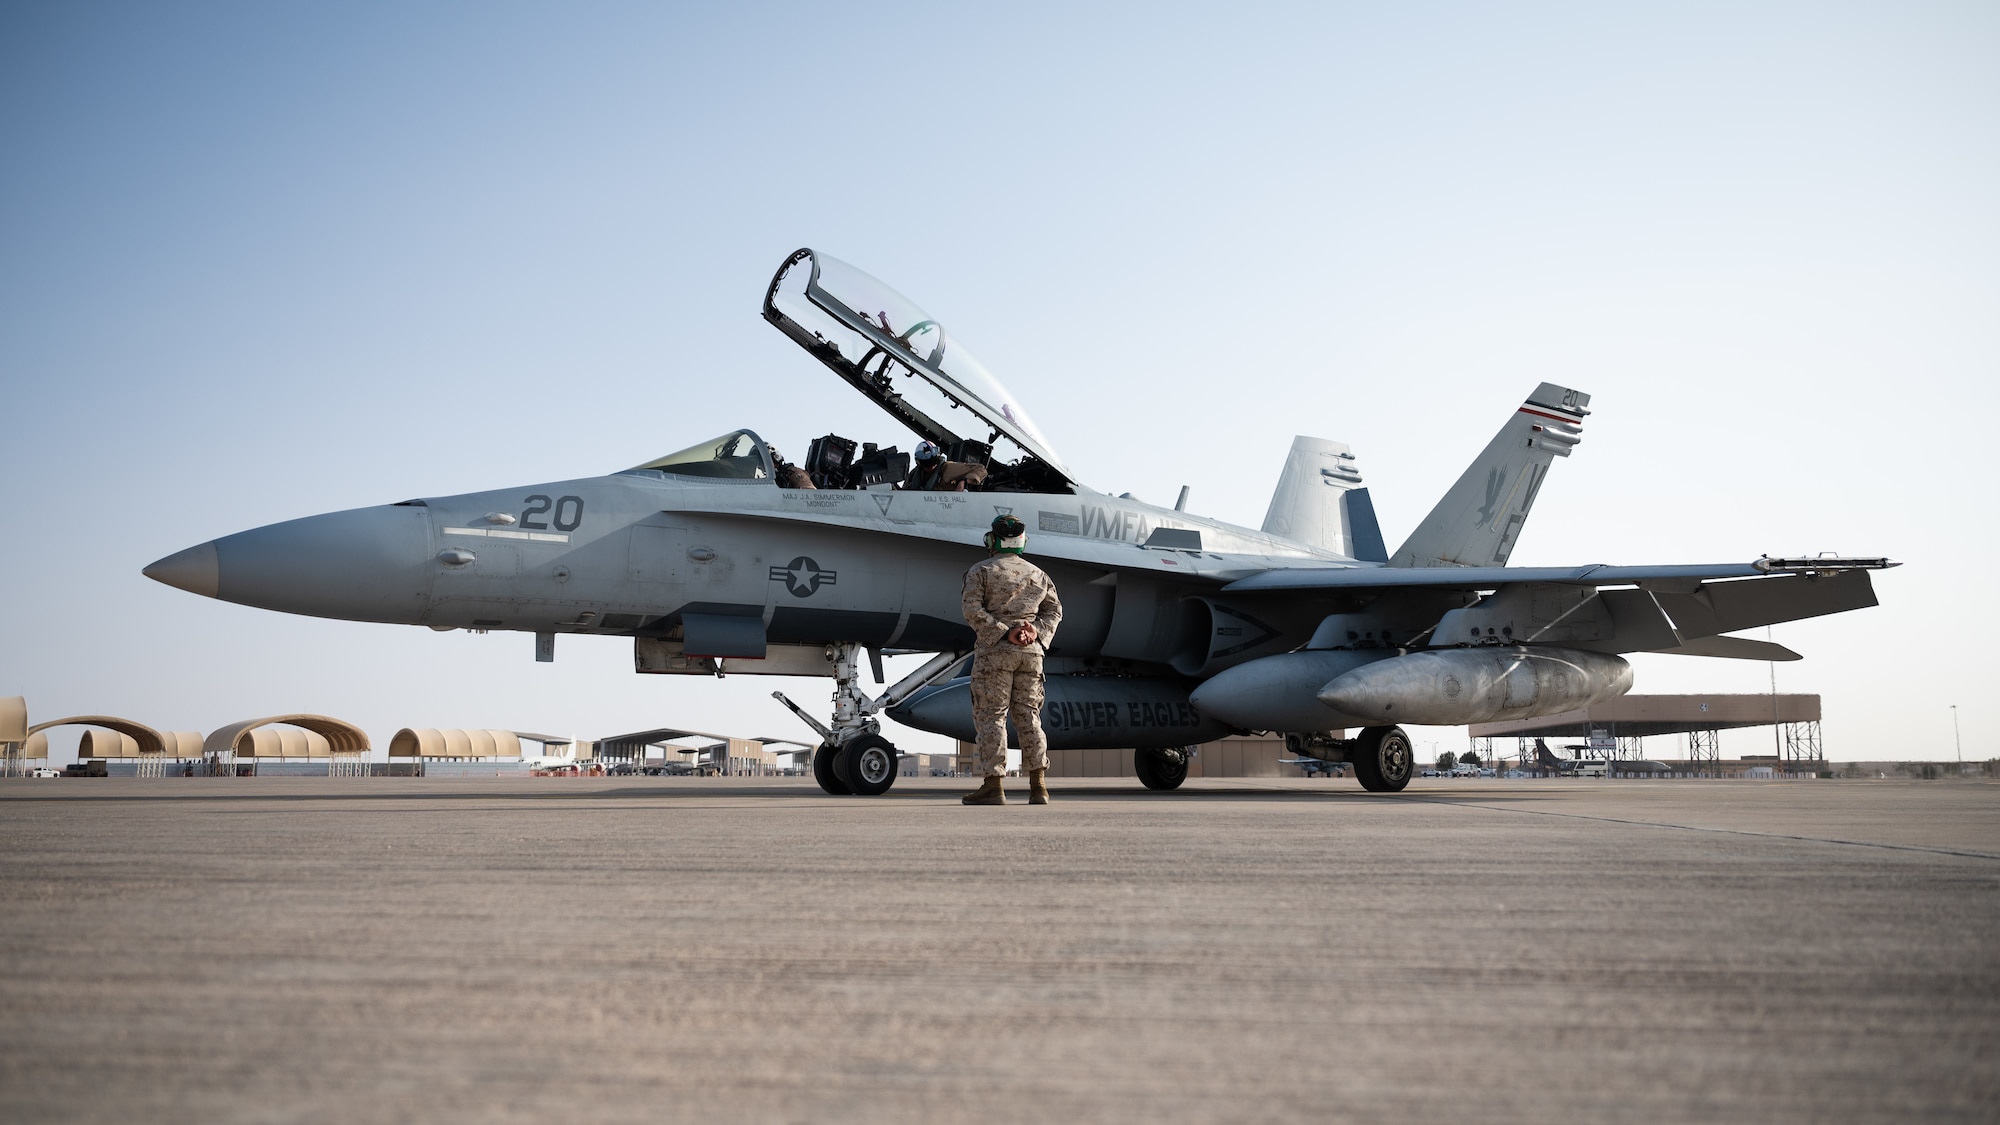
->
[143,541,220,599]
[204,504,436,623]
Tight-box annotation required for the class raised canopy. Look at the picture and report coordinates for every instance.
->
[762,248,1072,484]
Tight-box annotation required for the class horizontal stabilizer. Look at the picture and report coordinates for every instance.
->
[1646,635,1802,661]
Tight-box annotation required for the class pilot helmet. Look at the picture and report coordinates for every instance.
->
[913,440,941,463]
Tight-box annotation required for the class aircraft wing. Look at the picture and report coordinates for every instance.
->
[1224,557,1892,661]
[1221,557,1894,593]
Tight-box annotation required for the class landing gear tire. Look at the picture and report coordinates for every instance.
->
[812,742,851,796]
[836,733,900,797]
[1135,747,1190,791]
[1352,726,1414,793]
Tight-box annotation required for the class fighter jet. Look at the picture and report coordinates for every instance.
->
[1538,738,1673,777]
[143,248,1895,797]
[1278,756,1348,779]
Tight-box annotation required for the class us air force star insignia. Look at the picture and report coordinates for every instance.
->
[769,556,837,598]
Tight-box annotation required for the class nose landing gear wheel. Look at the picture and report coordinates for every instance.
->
[1352,726,1414,792]
[812,742,851,795]
[836,733,900,797]
[1134,747,1191,791]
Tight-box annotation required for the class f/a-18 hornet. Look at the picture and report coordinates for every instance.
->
[144,249,1895,796]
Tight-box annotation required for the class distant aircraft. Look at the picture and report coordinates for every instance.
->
[1278,756,1347,779]
[523,744,600,775]
[143,248,1895,797]
[1533,738,1670,777]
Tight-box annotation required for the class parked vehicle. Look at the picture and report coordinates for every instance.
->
[30,766,60,779]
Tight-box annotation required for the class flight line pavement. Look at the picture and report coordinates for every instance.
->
[0,776,1995,1124]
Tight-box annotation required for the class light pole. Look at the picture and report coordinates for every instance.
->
[1952,705,1962,767]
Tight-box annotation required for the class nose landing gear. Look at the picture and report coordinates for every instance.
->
[774,643,968,797]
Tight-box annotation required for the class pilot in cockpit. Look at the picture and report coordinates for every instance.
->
[904,440,987,492]
[769,446,816,490]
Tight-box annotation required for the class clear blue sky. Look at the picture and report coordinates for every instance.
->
[3,2,1994,762]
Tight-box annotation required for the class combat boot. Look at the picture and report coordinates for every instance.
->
[1028,768,1050,805]
[961,776,1005,805]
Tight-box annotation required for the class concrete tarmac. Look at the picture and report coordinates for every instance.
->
[1,776,1996,1123]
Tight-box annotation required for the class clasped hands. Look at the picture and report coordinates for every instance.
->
[1006,622,1039,648]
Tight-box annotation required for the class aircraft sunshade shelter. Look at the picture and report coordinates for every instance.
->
[0,697,24,744]
[389,729,524,759]
[204,715,369,757]
[763,248,1072,485]
[25,715,169,756]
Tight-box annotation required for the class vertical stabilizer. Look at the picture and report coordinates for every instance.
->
[1390,383,1588,568]
[1262,436,1388,562]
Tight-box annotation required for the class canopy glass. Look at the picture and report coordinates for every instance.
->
[762,249,1070,482]
[628,429,771,479]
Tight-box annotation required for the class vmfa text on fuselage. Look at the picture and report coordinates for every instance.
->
[144,248,1895,796]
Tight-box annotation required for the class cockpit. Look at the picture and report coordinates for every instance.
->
[627,430,772,480]
[624,251,1078,495]
[621,425,1064,494]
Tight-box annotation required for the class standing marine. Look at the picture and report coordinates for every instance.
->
[959,515,1063,806]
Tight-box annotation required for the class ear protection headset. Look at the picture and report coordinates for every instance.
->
[985,515,1028,550]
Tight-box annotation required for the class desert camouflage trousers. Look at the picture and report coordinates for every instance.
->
[969,647,1048,777]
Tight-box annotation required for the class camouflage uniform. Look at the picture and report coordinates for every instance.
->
[960,553,1063,777]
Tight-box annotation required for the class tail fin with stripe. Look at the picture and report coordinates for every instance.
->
[1390,383,1589,568]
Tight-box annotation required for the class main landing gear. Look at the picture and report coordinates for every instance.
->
[1134,747,1193,791]
[1283,726,1415,793]
[775,643,968,798]
[1349,726,1415,792]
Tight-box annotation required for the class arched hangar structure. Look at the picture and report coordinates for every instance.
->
[205,715,371,776]
[27,715,166,755]
[21,716,204,777]
[388,729,522,761]
[1,696,26,777]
